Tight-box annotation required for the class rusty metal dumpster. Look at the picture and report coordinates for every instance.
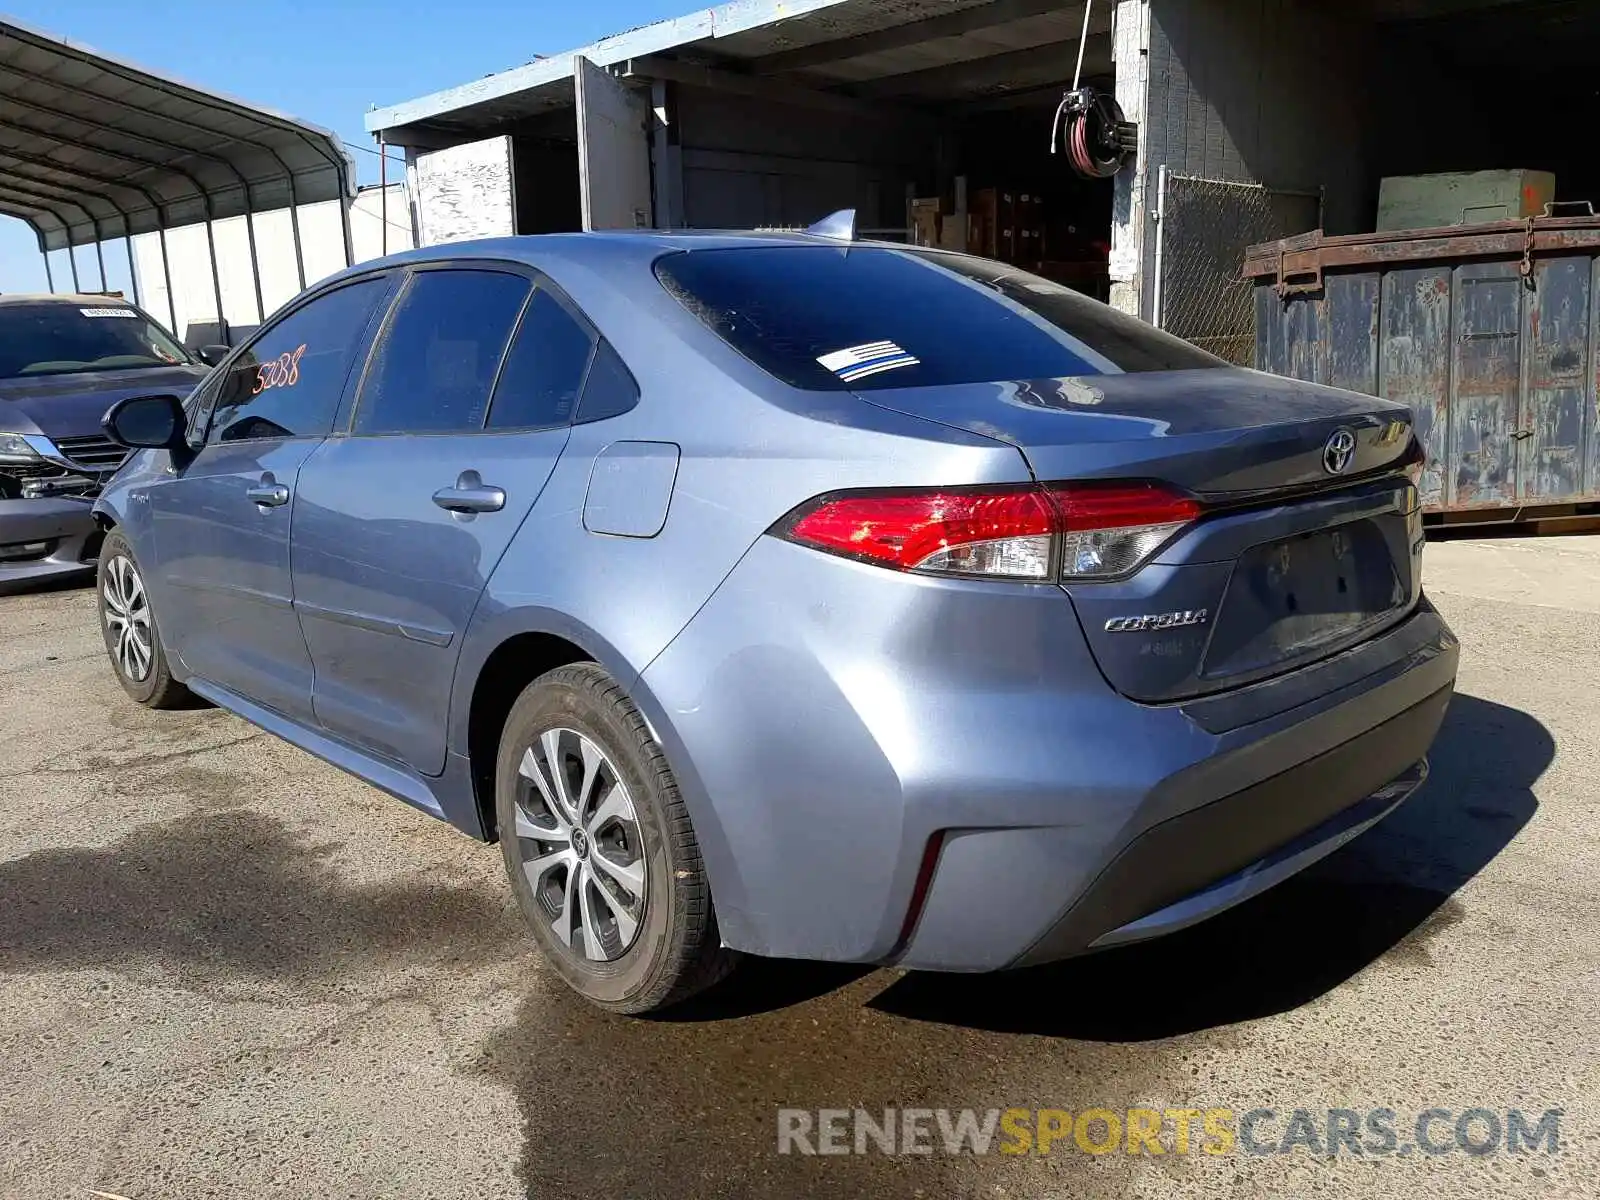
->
[1245,215,1600,520]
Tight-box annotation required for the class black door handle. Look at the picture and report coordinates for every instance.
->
[432,469,505,514]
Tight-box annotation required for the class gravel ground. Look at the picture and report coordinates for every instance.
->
[1,536,1595,1199]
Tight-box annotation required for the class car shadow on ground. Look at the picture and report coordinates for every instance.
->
[866,690,1548,1039]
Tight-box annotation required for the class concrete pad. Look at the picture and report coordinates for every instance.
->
[1,537,1597,1198]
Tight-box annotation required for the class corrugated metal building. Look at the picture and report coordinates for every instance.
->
[369,1,1134,300]
[365,0,1596,318]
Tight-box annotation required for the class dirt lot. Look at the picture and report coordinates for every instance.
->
[2,537,1597,1199]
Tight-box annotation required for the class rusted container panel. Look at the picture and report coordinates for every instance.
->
[1249,215,1600,517]
[1326,272,1378,396]
[1451,263,1521,507]
[1525,256,1589,501]
[1379,268,1451,508]
[1254,285,1325,385]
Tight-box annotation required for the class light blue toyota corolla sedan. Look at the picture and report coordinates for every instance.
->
[93,224,1457,1013]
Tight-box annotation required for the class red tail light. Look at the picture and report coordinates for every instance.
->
[776,481,1202,581]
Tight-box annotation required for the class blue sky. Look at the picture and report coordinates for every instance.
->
[0,0,683,292]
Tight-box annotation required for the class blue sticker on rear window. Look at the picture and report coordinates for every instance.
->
[816,340,920,383]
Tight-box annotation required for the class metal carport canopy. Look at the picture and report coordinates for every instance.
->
[365,0,1112,143]
[0,16,354,255]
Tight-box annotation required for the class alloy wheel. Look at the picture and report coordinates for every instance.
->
[514,727,648,962]
[102,554,153,683]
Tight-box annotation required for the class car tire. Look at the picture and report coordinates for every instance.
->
[97,529,190,709]
[495,662,737,1014]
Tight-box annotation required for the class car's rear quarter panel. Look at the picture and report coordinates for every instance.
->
[639,534,1190,961]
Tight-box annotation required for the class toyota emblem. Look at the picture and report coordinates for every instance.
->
[1323,428,1357,475]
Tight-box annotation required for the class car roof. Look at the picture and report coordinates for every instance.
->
[0,292,139,305]
[310,230,934,296]
[409,228,877,254]
[355,228,914,267]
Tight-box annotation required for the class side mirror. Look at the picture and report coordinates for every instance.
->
[103,393,188,451]
[197,344,231,368]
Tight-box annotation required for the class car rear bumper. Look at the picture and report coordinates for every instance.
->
[640,535,1460,969]
[1081,759,1429,952]
[1005,695,1445,966]
[899,679,1452,973]
[0,497,99,589]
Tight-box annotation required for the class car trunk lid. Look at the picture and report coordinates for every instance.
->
[855,368,1413,496]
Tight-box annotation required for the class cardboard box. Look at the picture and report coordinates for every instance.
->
[910,196,942,247]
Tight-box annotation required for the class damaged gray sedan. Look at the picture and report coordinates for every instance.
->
[0,294,207,588]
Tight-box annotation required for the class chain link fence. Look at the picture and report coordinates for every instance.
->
[1154,172,1322,365]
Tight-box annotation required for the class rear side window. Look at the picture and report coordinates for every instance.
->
[208,278,388,443]
[486,288,596,430]
[574,340,640,424]
[654,246,1222,391]
[354,269,531,435]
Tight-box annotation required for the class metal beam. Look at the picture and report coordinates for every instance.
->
[649,79,683,229]
[1368,0,1548,21]
[203,218,227,345]
[157,223,177,338]
[957,77,1111,114]
[365,0,852,137]
[625,56,926,122]
[851,33,1113,99]
[287,174,306,290]
[751,0,1073,75]
[379,133,388,256]
[125,234,141,307]
[244,205,264,323]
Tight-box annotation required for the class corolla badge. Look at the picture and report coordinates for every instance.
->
[1323,427,1358,475]
[1104,609,1209,633]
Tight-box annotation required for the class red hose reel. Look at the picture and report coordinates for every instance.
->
[1052,86,1139,180]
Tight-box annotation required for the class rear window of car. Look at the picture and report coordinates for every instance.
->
[0,301,191,379]
[653,245,1222,392]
